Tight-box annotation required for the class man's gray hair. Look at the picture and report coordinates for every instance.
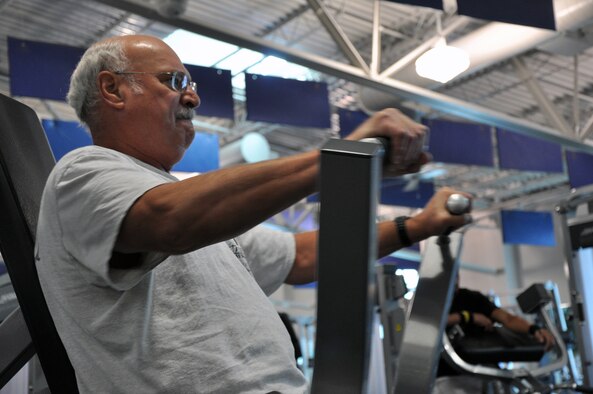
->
[67,39,131,128]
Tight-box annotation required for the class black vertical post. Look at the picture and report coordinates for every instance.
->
[311,139,383,394]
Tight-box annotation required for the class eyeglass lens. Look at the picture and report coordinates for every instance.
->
[170,72,187,92]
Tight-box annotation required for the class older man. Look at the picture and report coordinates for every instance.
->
[35,34,470,393]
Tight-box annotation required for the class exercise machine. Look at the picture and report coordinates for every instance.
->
[440,282,593,393]
[0,93,78,392]
[311,137,592,393]
[310,137,469,393]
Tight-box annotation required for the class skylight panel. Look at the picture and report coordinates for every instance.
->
[215,48,264,75]
[164,29,238,67]
[247,56,314,80]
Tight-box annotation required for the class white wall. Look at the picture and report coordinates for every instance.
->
[458,214,570,307]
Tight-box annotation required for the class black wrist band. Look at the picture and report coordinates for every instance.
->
[395,216,412,247]
[529,324,542,335]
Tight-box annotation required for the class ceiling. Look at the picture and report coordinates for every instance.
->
[2,0,593,217]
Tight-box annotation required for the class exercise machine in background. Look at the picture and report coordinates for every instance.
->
[556,186,593,388]
[439,283,593,393]
[310,136,593,393]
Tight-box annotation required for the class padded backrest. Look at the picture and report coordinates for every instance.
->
[0,93,78,392]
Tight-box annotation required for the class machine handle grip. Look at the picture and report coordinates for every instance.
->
[360,137,390,159]
[441,194,471,239]
[446,193,471,215]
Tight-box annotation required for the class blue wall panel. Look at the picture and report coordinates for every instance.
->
[497,128,563,173]
[245,73,331,128]
[425,119,494,167]
[338,108,369,138]
[378,255,420,270]
[43,118,219,175]
[185,64,234,119]
[385,0,442,10]
[9,37,84,101]
[41,119,92,160]
[173,132,219,173]
[457,0,555,30]
[566,149,593,189]
[501,210,556,246]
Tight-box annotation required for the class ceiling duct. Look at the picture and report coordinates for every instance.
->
[359,0,593,113]
[156,0,188,18]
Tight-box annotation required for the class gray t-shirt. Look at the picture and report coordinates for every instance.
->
[35,146,308,393]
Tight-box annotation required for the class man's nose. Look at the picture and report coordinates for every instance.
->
[182,90,200,109]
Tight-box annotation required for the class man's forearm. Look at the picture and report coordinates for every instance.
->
[287,218,424,284]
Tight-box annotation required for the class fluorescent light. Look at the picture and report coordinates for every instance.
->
[415,38,470,83]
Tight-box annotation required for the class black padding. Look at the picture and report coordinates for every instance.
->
[278,312,303,363]
[453,326,545,364]
[0,308,35,388]
[517,283,551,314]
[0,93,78,392]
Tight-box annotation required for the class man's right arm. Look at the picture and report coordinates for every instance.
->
[115,150,320,254]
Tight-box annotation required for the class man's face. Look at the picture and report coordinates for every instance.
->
[120,38,200,171]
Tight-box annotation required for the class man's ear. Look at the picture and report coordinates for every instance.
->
[97,71,125,109]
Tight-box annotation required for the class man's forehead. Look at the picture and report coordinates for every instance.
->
[126,38,170,56]
[125,38,183,69]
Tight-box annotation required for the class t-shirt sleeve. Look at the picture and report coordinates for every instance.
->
[235,225,295,296]
[472,290,498,317]
[55,149,171,290]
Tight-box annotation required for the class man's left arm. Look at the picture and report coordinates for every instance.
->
[284,187,470,284]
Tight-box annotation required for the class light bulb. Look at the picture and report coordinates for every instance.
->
[415,38,470,83]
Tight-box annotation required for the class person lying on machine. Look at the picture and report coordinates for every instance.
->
[35,34,472,393]
[447,275,556,350]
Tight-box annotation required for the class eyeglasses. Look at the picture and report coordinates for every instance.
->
[114,71,197,93]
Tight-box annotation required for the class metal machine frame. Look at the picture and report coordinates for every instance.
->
[392,233,464,393]
[311,137,467,394]
[311,138,384,393]
[555,185,593,387]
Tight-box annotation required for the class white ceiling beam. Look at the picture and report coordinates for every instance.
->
[305,0,370,74]
[579,112,593,140]
[512,57,573,136]
[573,55,580,134]
[370,0,381,77]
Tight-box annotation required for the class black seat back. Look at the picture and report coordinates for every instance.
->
[0,93,78,392]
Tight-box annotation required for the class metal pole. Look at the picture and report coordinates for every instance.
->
[555,205,593,386]
[311,139,384,393]
[392,232,464,394]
